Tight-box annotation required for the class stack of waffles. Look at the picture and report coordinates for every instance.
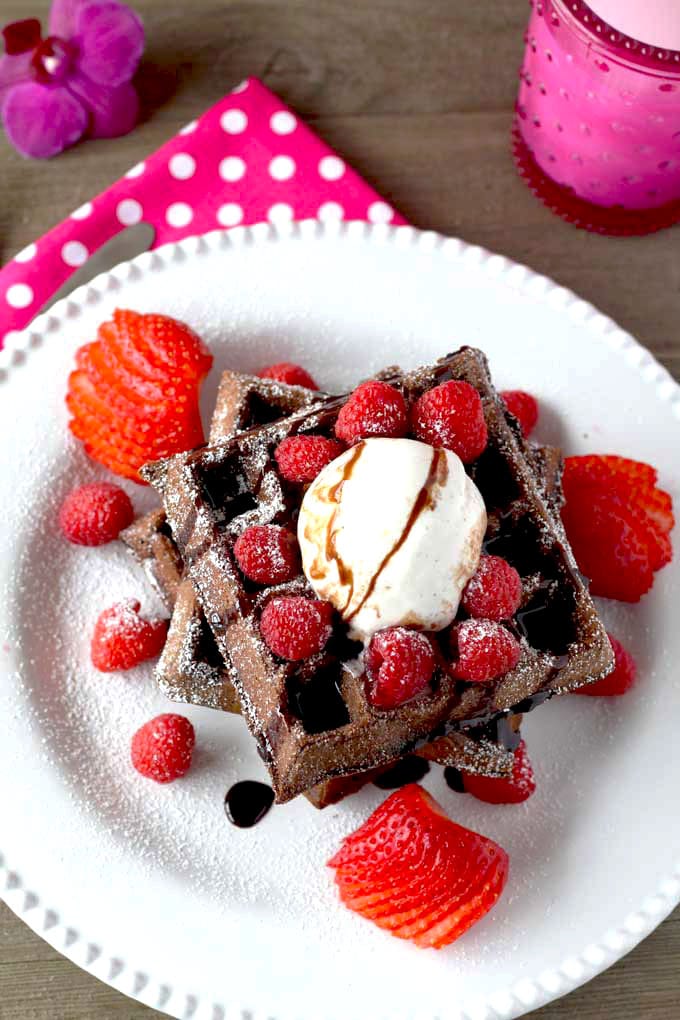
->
[121,348,613,807]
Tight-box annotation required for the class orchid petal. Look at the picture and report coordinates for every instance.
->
[0,51,33,93]
[75,1,144,87]
[2,81,87,158]
[48,0,82,38]
[69,73,138,137]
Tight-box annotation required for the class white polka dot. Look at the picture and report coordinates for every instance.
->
[367,200,394,224]
[317,201,345,223]
[62,240,88,267]
[231,80,249,94]
[169,153,196,180]
[6,283,34,309]
[270,110,297,135]
[179,120,198,135]
[14,243,37,263]
[2,330,22,347]
[166,202,194,228]
[219,156,246,182]
[125,161,146,179]
[116,198,143,226]
[71,202,93,220]
[220,109,248,134]
[217,203,244,227]
[267,203,294,225]
[269,155,296,181]
[318,155,346,181]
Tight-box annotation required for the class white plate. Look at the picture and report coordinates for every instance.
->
[1,221,679,1020]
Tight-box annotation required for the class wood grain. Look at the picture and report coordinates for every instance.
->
[1,1,678,1017]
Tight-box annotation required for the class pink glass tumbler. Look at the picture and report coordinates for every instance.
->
[513,0,680,234]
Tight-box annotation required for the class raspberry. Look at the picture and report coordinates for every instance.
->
[258,361,319,390]
[574,633,637,697]
[260,596,334,660]
[500,390,539,438]
[410,380,488,463]
[91,599,168,672]
[461,555,522,621]
[335,381,408,444]
[462,741,536,804]
[59,482,134,546]
[233,525,300,584]
[275,435,344,483]
[365,627,436,709]
[450,619,520,682]
[131,713,195,783]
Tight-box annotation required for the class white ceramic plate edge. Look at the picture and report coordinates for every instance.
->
[2,219,680,1020]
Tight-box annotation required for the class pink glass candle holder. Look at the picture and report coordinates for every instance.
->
[513,0,680,234]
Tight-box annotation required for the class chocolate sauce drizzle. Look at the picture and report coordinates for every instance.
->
[373,756,430,789]
[346,447,443,623]
[224,781,275,828]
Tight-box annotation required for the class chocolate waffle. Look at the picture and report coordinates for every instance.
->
[145,347,612,803]
[124,370,525,802]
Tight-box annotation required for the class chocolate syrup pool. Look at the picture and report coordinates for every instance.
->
[224,781,275,828]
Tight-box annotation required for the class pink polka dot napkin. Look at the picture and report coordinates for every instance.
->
[0,77,405,350]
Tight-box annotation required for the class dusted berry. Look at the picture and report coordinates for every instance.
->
[91,600,168,672]
[574,633,637,697]
[365,627,435,709]
[500,390,539,438]
[59,482,134,546]
[450,619,520,682]
[131,713,195,783]
[275,435,344,483]
[461,555,522,621]
[328,784,509,949]
[234,525,300,585]
[462,741,536,804]
[258,361,319,390]
[410,380,487,463]
[260,596,334,660]
[335,381,408,444]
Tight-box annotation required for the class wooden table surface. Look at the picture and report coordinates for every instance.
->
[1,1,678,1017]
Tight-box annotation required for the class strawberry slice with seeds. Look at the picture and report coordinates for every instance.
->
[563,455,657,489]
[114,309,212,379]
[562,493,655,601]
[328,784,509,949]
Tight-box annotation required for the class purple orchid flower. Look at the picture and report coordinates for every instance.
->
[0,0,144,159]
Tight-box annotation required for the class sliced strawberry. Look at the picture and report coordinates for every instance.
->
[76,339,179,407]
[328,784,509,949]
[563,455,657,489]
[562,492,655,601]
[562,495,653,599]
[114,309,212,379]
[462,741,536,804]
[98,318,171,384]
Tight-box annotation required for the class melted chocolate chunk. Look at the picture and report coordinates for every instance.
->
[516,584,576,655]
[199,459,257,523]
[512,689,552,715]
[444,767,466,793]
[224,781,275,828]
[472,446,520,509]
[287,667,350,734]
[372,756,430,789]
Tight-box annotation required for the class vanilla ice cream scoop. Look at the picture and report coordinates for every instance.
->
[297,438,487,642]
